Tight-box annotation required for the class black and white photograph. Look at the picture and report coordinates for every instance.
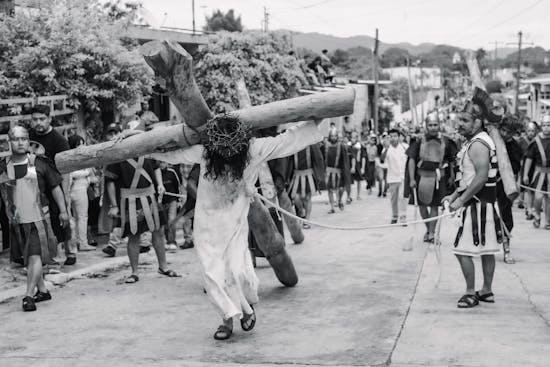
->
[0,0,549,366]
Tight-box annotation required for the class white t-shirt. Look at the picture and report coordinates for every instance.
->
[385,143,408,184]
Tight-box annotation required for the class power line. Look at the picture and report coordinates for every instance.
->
[453,0,544,44]
[293,0,338,10]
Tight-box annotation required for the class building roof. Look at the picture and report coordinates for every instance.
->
[121,26,208,46]
[523,74,550,85]
[351,79,392,85]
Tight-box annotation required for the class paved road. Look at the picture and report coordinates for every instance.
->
[1,187,549,367]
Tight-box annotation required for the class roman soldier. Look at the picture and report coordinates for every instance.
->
[523,114,550,230]
[496,115,523,264]
[349,131,367,200]
[104,121,178,283]
[0,126,68,312]
[322,128,351,213]
[444,88,502,308]
[365,134,378,194]
[519,121,538,220]
[407,113,457,243]
[288,143,325,228]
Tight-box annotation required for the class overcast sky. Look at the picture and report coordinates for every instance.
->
[136,0,549,49]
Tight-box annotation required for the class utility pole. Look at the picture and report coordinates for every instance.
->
[373,28,379,133]
[192,0,196,34]
[419,62,425,122]
[488,41,504,80]
[406,56,417,126]
[262,7,269,32]
[507,31,533,115]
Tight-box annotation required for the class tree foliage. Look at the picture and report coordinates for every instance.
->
[0,0,153,115]
[204,9,243,33]
[194,31,310,113]
[386,77,410,112]
[381,47,410,68]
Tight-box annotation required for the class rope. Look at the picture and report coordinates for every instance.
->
[255,192,458,230]
[163,190,459,230]
[519,184,550,196]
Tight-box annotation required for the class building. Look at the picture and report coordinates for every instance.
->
[383,67,442,90]
[524,73,550,122]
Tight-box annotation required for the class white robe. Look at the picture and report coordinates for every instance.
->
[151,121,323,319]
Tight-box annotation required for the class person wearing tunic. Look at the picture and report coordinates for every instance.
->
[497,115,523,264]
[0,126,69,312]
[151,115,323,340]
[105,123,178,283]
[322,128,351,213]
[365,135,378,194]
[523,115,550,230]
[442,92,502,308]
[288,143,325,228]
[349,131,366,200]
[407,115,457,242]
[519,121,538,220]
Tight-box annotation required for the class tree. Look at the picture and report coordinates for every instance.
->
[386,78,410,112]
[204,9,243,33]
[381,47,410,68]
[194,31,310,113]
[103,0,142,22]
[330,48,350,67]
[0,0,153,123]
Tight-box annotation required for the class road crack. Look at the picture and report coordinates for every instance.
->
[505,266,550,328]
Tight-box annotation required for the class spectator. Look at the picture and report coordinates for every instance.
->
[29,105,75,266]
[67,135,96,252]
[382,129,408,224]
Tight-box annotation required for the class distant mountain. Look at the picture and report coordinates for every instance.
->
[290,31,530,59]
[292,32,438,55]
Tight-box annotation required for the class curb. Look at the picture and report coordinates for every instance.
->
[0,256,129,304]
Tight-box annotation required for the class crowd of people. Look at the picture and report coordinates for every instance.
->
[2,89,549,338]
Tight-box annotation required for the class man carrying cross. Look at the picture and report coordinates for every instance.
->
[151,114,323,340]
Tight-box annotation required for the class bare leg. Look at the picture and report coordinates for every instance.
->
[544,195,550,227]
[480,254,495,295]
[419,205,430,232]
[304,193,313,219]
[26,255,44,297]
[151,228,168,270]
[328,189,335,212]
[428,206,439,234]
[294,196,305,218]
[127,234,141,276]
[337,188,344,209]
[455,254,475,294]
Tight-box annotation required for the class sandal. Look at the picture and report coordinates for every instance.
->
[158,268,180,277]
[124,274,139,284]
[22,296,37,312]
[213,325,233,340]
[241,305,256,332]
[33,290,52,303]
[457,294,479,308]
[475,291,495,303]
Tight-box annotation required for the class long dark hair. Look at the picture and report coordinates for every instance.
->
[202,116,251,182]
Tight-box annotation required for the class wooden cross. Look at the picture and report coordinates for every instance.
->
[55,40,355,174]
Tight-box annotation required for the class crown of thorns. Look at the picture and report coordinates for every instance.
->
[201,114,252,158]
